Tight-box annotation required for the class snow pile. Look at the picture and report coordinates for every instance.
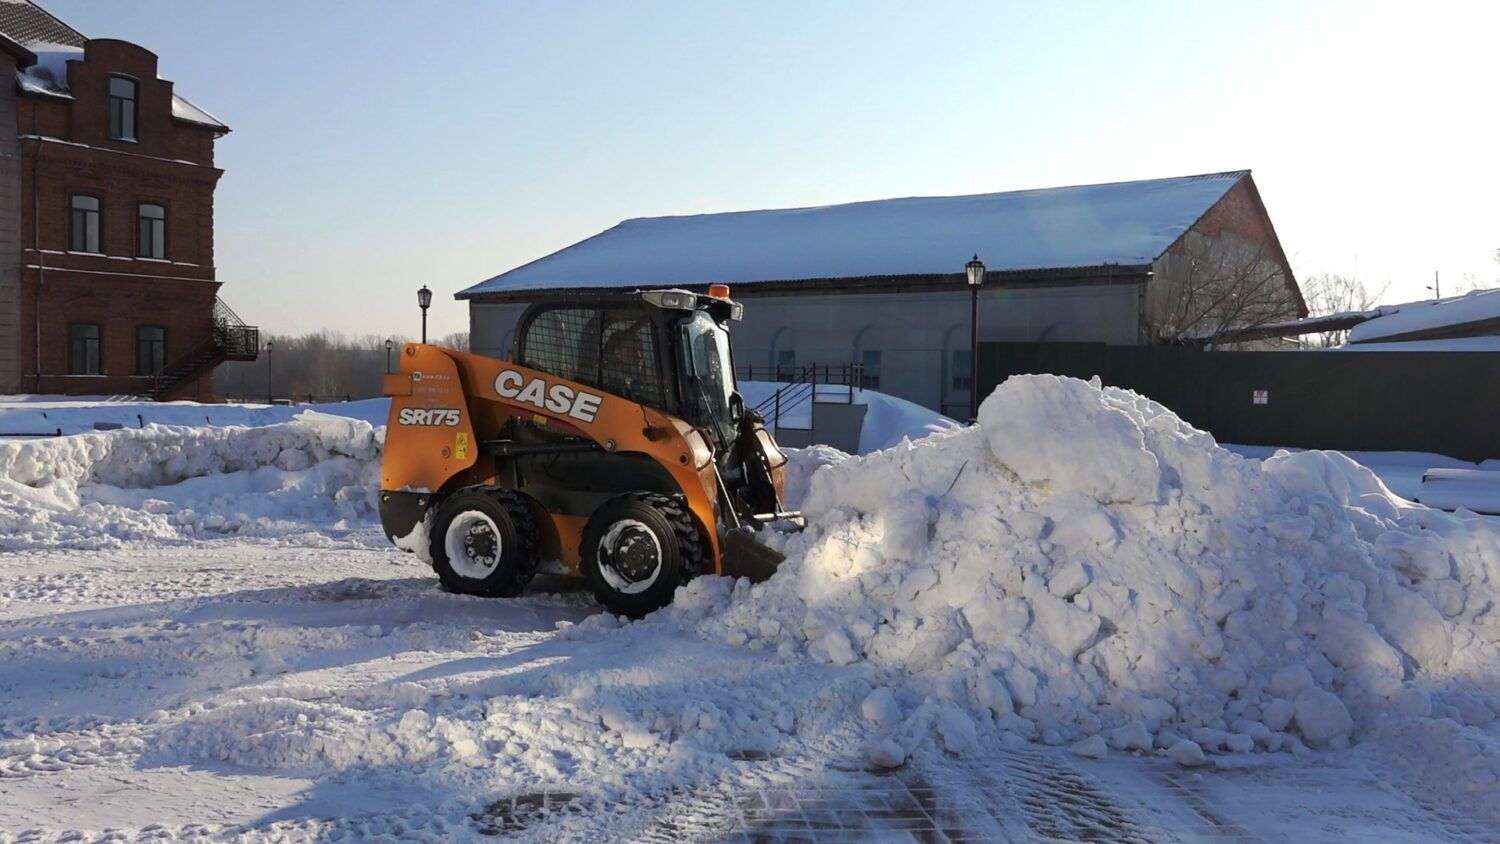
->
[660,375,1500,765]
[0,412,384,549]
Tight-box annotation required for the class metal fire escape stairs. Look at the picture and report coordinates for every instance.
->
[144,297,260,400]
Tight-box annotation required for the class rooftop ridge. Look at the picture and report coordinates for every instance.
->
[617,170,1250,225]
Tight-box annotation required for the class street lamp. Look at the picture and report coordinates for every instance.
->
[385,338,394,373]
[965,254,986,424]
[265,339,274,404]
[417,285,433,343]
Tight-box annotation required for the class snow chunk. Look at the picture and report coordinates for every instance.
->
[981,375,1161,504]
[1166,739,1206,767]
[866,738,907,769]
[861,688,901,727]
[1293,689,1354,748]
[1071,735,1108,759]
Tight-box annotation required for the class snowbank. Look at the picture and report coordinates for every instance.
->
[654,375,1500,764]
[0,412,384,549]
[0,396,389,437]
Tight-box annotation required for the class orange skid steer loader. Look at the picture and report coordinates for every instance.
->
[378,287,798,617]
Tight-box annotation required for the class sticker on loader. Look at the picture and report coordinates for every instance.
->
[455,432,469,459]
[397,407,462,426]
[493,369,604,423]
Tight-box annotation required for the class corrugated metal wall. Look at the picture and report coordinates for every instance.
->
[978,343,1500,462]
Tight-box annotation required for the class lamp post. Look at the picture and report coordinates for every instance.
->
[265,339,274,404]
[965,254,986,424]
[417,285,432,344]
[385,338,394,373]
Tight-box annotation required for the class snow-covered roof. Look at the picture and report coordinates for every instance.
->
[0,1,83,51]
[459,171,1250,298]
[1350,287,1500,343]
[14,41,75,96]
[169,93,227,131]
[1333,336,1500,353]
[5,13,228,132]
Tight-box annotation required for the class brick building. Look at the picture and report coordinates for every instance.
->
[0,1,255,399]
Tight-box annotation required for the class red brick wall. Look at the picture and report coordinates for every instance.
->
[1182,177,1304,314]
[13,37,226,399]
[21,273,221,399]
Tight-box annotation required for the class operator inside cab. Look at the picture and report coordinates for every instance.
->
[601,319,657,403]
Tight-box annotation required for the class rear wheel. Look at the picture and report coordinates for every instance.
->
[429,489,538,597]
[581,493,704,618]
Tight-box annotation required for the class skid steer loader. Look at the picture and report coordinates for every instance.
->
[378,285,798,617]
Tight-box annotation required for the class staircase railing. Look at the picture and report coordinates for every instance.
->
[213,297,260,359]
[146,297,259,398]
[734,363,864,430]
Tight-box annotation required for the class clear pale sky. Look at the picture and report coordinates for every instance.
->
[46,0,1500,339]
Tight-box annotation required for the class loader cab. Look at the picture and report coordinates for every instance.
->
[511,288,744,447]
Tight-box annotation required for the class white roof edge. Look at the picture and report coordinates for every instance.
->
[170,93,228,131]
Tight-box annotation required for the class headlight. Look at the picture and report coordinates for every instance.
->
[641,289,696,310]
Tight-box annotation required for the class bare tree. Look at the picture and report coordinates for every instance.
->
[1299,273,1389,347]
[216,331,416,402]
[1149,232,1304,346]
[435,331,470,351]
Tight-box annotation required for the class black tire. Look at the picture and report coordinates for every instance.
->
[429,488,539,597]
[581,492,704,618]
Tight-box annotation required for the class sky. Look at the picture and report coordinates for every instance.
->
[44,0,1500,340]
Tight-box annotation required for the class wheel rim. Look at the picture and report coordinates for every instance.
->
[597,518,663,595]
[445,511,503,579]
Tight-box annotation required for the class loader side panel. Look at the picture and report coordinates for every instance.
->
[381,345,478,494]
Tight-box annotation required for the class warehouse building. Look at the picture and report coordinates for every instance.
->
[461,170,1303,416]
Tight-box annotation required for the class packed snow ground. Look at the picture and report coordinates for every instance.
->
[2,378,1498,841]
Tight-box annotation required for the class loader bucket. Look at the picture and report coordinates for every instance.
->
[719,527,786,583]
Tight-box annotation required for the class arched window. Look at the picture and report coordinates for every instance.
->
[138,203,166,259]
[137,325,166,375]
[70,323,101,375]
[941,324,970,419]
[109,76,137,141]
[70,195,100,253]
[768,327,796,380]
[852,325,880,389]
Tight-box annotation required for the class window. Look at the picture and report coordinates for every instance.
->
[517,305,665,408]
[951,349,973,391]
[775,349,796,379]
[109,76,137,141]
[137,326,166,376]
[138,203,166,259]
[860,349,882,390]
[70,323,101,375]
[70,195,100,253]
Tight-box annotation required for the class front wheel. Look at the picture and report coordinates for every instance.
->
[429,489,539,597]
[581,493,704,618]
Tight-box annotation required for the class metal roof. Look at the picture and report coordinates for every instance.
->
[460,171,1249,299]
